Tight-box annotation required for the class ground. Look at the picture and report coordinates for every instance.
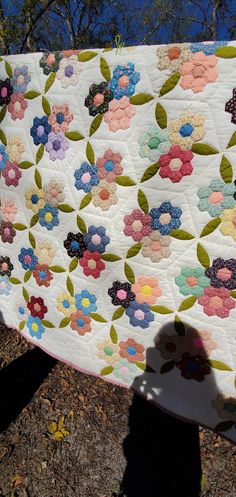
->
[0,326,235,497]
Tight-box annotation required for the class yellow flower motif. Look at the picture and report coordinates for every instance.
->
[35,240,55,265]
[56,293,76,317]
[167,110,205,150]
[6,135,25,162]
[96,339,120,365]
[220,206,236,241]
[25,186,45,213]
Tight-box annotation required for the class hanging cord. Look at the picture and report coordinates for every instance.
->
[114,34,124,54]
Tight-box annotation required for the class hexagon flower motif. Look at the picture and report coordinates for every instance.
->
[32,264,53,287]
[212,394,236,424]
[38,204,59,231]
[79,250,105,279]
[0,199,17,222]
[6,135,25,162]
[197,179,236,218]
[64,232,87,259]
[25,186,45,213]
[56,293,76,317]
[155,333,185,362]
[0,78,13,106]
[26,315,45,340]
[176,353,211,382]
[85,82,113,116]
[157,43,191,72]
[159,145,193,183]
[8,93,28,120]
[109,62,140,99]
[96,149,123,183]
[84,225,110,254]
[70,310,91,335]
[119,338,145,364]
[184,327,217,358]
[225,88,236,124]
[167,110,205,150]
[39,51,63,75]
[180,52,218,93]
[123,209,151,242]
[108,281,135,308]
[56,55,83,88]
[175,267,210,297]
[104,96,136,132]
[125,301,154,329]
[14,300,29,321]
[150,201,182,235]
[48,104,73,134]
[30,116,52,146]
[44,179,65,207]
[27,296,48,319]
[18,247,38,271]
[96,339,120,365]
[190,41,228,56]
[75,289,97,315]
[0,144,9,171]
[74,162,99,193]
[45,132,69,161]
[2,161,22,187]
[198,286,235,318]
[220,206,236,241]
[141,231,172,263]
[0,256,13,276]
[138,126,170,162]
[0,221,16,243]
[0,275,12,295]
[113,359,138,383]
[11,65,31,92]
[91,180,118,211]
[131,276,162,305]
[34,240,55,265]
[205,258,236,290]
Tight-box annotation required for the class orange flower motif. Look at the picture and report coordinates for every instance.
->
[180,51,218,93]
[119,338,145,363]
[70,310,91,335]
[131,276,162,304]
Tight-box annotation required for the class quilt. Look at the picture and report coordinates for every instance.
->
[0,41,236,443]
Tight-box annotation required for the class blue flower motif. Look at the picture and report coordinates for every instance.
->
[26,315,45,339]
[150,201,182,235]
[75,289,97,315]
[0,275,12,295]
[74,162,99,192]
[39,204,59,231]
[109,62,140,99]
[0,144,9,171]
[30,116,52,146]
[190,41,228,56]
[11,66,31,92]
[125,301,154,329]
[84,225,110,254]
[18,248,38,270]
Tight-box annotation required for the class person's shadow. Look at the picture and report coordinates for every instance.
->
[118,319,222,497]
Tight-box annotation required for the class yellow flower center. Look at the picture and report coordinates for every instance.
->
[141,285,152,296]
[45,212,53,222]
[81,298,90,307]
[32,323,38,332]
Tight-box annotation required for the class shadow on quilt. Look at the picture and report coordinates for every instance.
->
[0,347,56,433]
[118,320,220,497]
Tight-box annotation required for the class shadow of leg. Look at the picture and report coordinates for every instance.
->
[0,347,57,433]
[120,393,202,497]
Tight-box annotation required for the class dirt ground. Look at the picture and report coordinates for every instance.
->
[0,326,235,497]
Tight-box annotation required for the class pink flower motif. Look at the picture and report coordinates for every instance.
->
[2,161,22,187]
[198,286,235,318]
[104,96,136,132]
[132,276,162,305]
[0,199,17,222]
[79,250,105,279]
[180,51,218,93]
[185,327,217,357]
[48,103,73,133]
[96,149,123,183]
[159,145,194,183]
[123,209,151,242]
[8,92,27,120]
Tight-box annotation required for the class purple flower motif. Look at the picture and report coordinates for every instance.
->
[205,258,236,290]
[108,281,135,308]
[0,78,13,106]
[11,66,31,93]
[125,301,154,329]
[45,132,69,161]
[30,116,52,146]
